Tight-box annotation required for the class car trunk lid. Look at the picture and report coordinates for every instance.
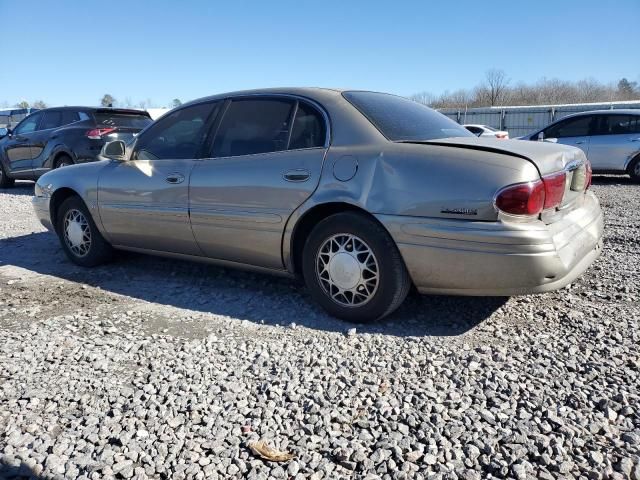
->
[417,137,590,211]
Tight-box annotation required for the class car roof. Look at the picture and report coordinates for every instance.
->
[180,87,347,107]
[564,109,640,117]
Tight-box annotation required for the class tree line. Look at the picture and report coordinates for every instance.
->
[410,69,640,109]
[0,96,183,110]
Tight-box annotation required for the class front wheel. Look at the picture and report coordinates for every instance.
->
[0,162,15,188]
[628,156,640,182]
[56,196,113,267]
[302,212,411,323]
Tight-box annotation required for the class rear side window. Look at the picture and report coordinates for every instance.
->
[212,99,295,157]
[94,112,152,129]
[289,102,326,149]
[545,116,593,138]
[134,102,217,160]
[61,111,79,125]
[465,126,483,135]
[40,111,63,130]
[595,114,640,135]
[343,91,473,141]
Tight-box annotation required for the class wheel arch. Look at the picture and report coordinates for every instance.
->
[287,201,393,277]
[49,187,83,233]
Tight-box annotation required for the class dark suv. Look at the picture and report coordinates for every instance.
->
[0,106,152,187]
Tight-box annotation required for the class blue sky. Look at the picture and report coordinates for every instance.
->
[1,0,638,107]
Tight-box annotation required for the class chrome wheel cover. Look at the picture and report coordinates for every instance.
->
[316,233,379,307]
[63,209,91,257]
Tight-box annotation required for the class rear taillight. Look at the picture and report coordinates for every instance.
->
[495,180,545,215]
[496,171,567,216]
[495,133,508,139]
[542,171,566,209]
[86,127,116,139]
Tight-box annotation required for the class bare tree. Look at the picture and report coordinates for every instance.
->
[171,98,182,108]
[409,92,435,105]
[15,101,29,109]
[32,100,48,109]
[482,69,509,106]
[100,94,116,107]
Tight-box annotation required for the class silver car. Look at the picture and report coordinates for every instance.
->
[522,110,640,181]
[32,88,604,322]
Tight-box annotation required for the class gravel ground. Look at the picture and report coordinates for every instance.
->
[0,178,638,480]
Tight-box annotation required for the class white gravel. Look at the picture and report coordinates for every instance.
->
[0,178,639,480]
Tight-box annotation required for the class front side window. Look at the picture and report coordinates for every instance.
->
[134,103,217,160]
[545,115,593,138]
[14,112,43,134]
[343,91,473,141]
[212,99,295,157]
[40,111,63,130]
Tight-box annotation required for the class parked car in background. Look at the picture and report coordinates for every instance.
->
[0,107,152,188]
[520,110,640,181]
[464,124,509,139]
[33,88,602,322]
[0,108,39,139]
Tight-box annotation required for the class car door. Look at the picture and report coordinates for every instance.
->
[98,101,219,255]
[588,114,640,171]
[30,109,65,171]
[189,97,329,269]
[542,114,594,156]
[2,111,43,176]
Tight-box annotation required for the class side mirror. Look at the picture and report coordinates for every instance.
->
[537,132,544,141]
[102,140,127,161]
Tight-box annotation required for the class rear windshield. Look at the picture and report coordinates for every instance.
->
[343,91,473,142]
[94,112,152,129]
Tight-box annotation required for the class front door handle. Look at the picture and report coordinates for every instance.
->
[165,173,185,184]
[631,138,640,142]
[283,169,310,182]
[574,140,586,145]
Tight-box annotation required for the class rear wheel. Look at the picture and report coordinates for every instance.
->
[302,212,411,323]
[0,162,15,188]
[628,155,640,182]
[56,196,113,267]
[55,154,74,169]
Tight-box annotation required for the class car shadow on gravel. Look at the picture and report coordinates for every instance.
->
[0,231,507,337]
[0,461,43,479]
[0,182,35,196]
[591,175,636,186]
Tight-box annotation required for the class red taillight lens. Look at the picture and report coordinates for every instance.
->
[86,127,116,139]
[496,133,508,139]
[495,180,545,215]
[542,171,566,209]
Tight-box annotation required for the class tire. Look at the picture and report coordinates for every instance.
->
[56,196,113,267]
[0,162,15,188]
[55,154,74,169]
[301,211,411,323]
[628,155,640,182]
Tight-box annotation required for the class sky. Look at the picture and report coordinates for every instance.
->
[1,0,638,108]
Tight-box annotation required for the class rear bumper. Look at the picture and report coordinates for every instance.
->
[377,192,603,295]
[32,195,54,231]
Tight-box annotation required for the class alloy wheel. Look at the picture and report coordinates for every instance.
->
[315,233,379,307]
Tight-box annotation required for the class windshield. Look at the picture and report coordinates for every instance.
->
[343,91,473,142]
[94,112,152,129]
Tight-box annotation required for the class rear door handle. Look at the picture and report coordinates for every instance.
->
[631,138,640,142]
[283,169,310,182]
[574,140,586,145]
[165,173,185,184]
